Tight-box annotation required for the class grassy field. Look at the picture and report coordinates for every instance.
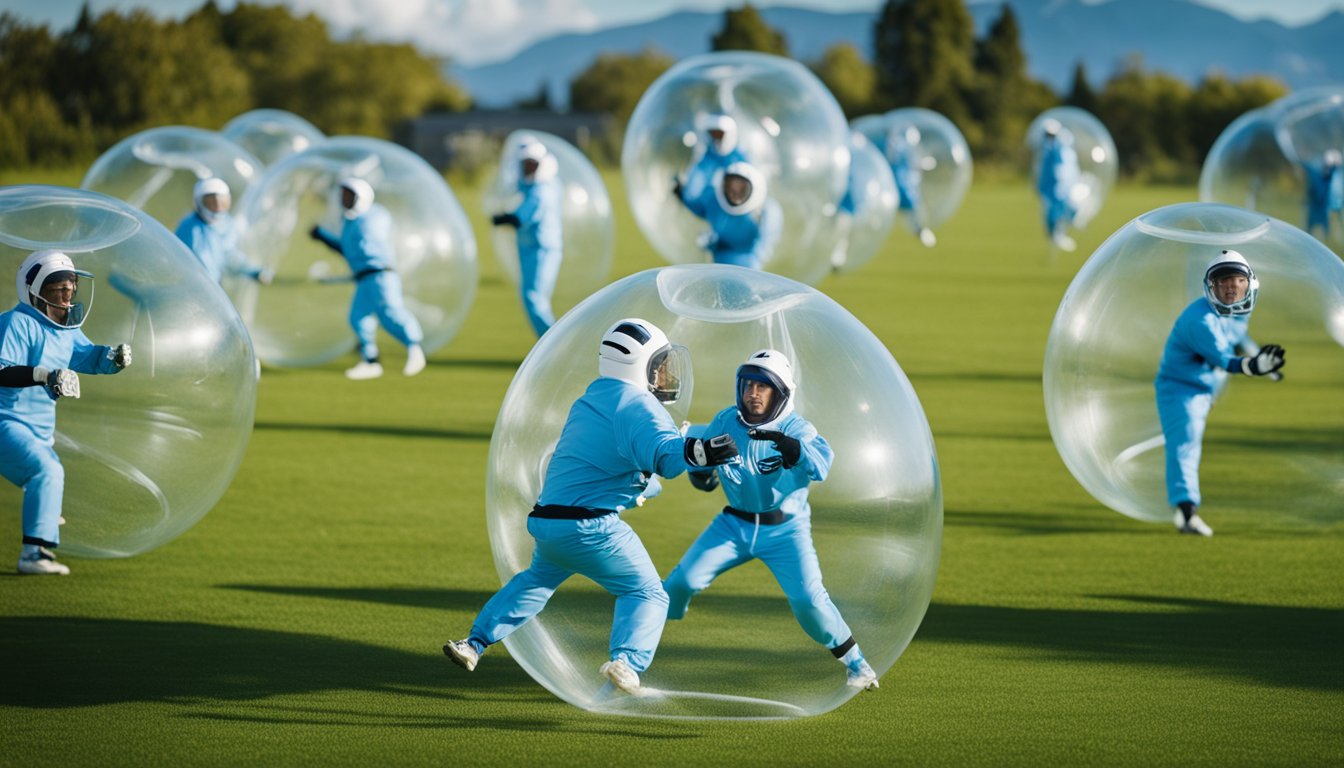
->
[1,167,1341,767]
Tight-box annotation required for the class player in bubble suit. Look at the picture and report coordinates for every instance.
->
[676,161,782,270]
[1303,148,1343,241]
[491,139,564,337]
[883,125,937,249]
[1036,119,1081,252]
[175,177,272,286]
[309,177,426,380]
[443,319,740,695]
[1155,250,1285,536]
[664,349,879,691]
[0,250,131,575]
[675,113,750,208]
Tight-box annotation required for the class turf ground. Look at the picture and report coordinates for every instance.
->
[1,168,1341,766]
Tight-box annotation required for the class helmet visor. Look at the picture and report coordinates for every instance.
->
[648,343,691,404]
[31,269,94,329]
[736,364,789,425]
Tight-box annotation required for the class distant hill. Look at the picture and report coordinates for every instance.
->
[448,0,1344,110]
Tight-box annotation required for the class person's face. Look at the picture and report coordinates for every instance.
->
[38,275,77,323]
[723,175,751,207]
[741,379,775,420]
[1213,273,1249,304]
[521,158,539,179]
[708,128,726,149]
[202,193,230,214]
[341,187,357,210]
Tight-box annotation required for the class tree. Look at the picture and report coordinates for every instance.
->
[710,3,788,56]
[810,43,875,118]
[872,0,976,125]
[967,3,1043,161]
[569,47,675,126]
[1186,73,1286,163]
[1065,61,1099,115]
[1096,57,1196,181]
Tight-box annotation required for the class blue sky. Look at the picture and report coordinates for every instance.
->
[6,0,1343,65]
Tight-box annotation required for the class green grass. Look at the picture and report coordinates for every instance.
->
[1,168,1341,766]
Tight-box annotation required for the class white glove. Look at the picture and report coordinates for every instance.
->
[108,343,132,369]
[256,268,275,286]
[1240,344,1285,376]
[35,367,80,399]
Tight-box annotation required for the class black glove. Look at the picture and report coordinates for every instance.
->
[491,213,520,228]
[748,428,802,469]
[688,470,720,492]
[308,225,322,241]
[685,433,738,467]
[672,177,684,200]
[1240,344,1285,376]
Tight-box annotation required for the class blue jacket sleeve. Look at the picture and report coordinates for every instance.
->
[619,394,690,480]
[68,330,119,375]
[787,418,833,483]
[313,226,343,254]
[1180,313,1242,373]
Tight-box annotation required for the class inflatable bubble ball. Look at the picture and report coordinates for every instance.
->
[621,51,851,287]
[222,109,326,167]
[851,107,973,241]
[482,130,613,320]
[823,130,898,275]
[0,185,257,557]
[82,125,263,231]
[1026,107,1118,230]
[1200,87,1344,253]
[234,136,477,367]
[485,264,942,718]
[1045,202,1344,527]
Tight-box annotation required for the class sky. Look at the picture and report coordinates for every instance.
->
[6,0,1343,66]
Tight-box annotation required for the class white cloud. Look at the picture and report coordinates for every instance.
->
[285,0,602,65]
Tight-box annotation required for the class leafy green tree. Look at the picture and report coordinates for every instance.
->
[1065,61,1099,115]
[872,0,976,126]
[1096,57,1196,181]
[967,3,1043,161]
[711,3,788,56]
[810,43,875,118]
[570,47,674,126]
[1186,73,1286,162]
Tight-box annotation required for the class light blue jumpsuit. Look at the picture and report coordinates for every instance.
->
[313,204,423,363]
[681,144,747,207]
[1154,298,1253,507]
[174,211,263,284]
[0,303,122,548]
[464,377,694,673]
[1304,160,1343,236]
[1037,136,1080,238]
[883,139,923,217]
[510,175,563,336]
[678,187,782,270]
[665,408,857,657]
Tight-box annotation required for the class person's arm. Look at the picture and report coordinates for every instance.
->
[749,420,833,482]
[1187,315,1284,377]
[68,330,128,375]
[309,225,343,254]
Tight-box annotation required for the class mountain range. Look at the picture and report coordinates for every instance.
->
[448,0,1344,110]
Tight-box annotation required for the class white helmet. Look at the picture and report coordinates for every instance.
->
[339,177,375,219]
[517,137,558,182]
[15,249,95,329]
[1325,149,1342,167]
[1204,249,1259,316]
[714,161,767,216]
[1042,117,1063,137]
[193,177,231,223]
[700,113,738,155]
[597,318,690,403]
[736,349,795,427]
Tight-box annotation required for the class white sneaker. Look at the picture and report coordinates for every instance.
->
[1174,510,1213,537]
[345,361,384,380]
[443,639,479,671]
[1052,233,1077,252]
[846,659,879,691]
[600,658,641,694]
[918,228,937,248]
[18,548,70,575]
[403,345,426,377]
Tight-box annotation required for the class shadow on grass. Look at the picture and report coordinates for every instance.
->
[917,596,1344,692]
[944,508,1140,536]
[0,616,698,737]
[254,421,492,441]
[907,370,1044,385]
[427,357,524,371]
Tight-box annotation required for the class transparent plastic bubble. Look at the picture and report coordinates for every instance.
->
[822,131,897,274]
[221,109,326,167]
[1045,203,1344,525]
[482,130,613,317]
[1027,107,1118,229]
[621,52,850,286]
[1200,87,1344,253]
[234,136,477,367]
[851,107,973,237]
[486,265,942,718]
[0,185,256,557]
[82,126,263,230]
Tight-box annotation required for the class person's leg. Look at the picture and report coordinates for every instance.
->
[348,280,381,364]
[518,245,558,336]
[754,516,853,650]
[1,425,63,548]
[371,272,424,348]
[1156,387,1214,509]
[664,513,751,620]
